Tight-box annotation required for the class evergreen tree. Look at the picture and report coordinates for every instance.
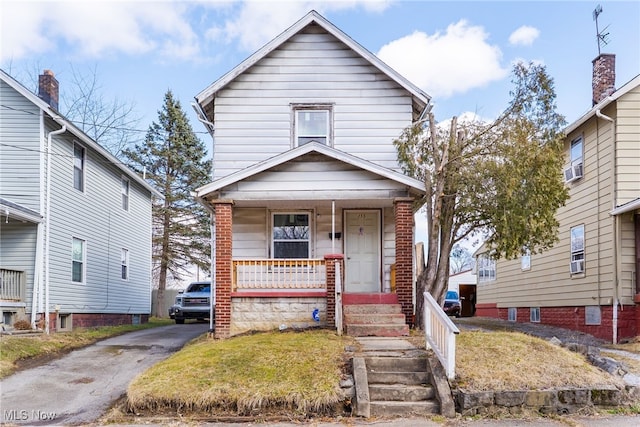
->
[124,90,211,316]
[395,63,569,327]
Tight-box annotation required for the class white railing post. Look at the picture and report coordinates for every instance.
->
[423,291,460,380]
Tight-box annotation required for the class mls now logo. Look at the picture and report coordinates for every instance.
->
[4,409,57,421]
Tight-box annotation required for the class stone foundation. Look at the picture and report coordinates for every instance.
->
[230,296,326,336]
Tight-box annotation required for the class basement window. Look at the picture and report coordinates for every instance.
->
[530,307,540,323]
[508,308,517,322]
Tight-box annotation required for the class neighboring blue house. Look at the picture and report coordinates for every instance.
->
[0,69,160,332]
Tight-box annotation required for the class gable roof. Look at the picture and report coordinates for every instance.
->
[0,69,162,198]
[195,141,426,198]
[194,10,431,125]
[565,74,640,134]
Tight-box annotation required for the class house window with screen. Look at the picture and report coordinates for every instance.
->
[121,178,129,211]
[565,136,584,182]
[294,106,331,146]
[73,143,85,191]
[272,213,310,258]
[477,253,496,283]
[121,248,129,280]
[570,224,585,274]
[521,248,531,271]
[72,237,85,283]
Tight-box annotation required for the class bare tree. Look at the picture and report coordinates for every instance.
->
[449,244,475,274]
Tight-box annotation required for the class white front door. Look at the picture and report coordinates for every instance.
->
[344,210,381,293]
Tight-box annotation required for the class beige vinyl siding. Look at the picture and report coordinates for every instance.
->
[615,86,640,205]
[0,80,42,212]
[212,25,413,179]
[619,212,636,302]
[45,120,152,314]
[480,112,619,308]
[233,208,268,259]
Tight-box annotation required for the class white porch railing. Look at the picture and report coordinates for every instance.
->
[233,259,326,291]
[0,268,25,301]
[423,291,460,379]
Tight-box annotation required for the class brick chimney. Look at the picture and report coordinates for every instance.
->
[38,70,59,110]
[592,53,615,106]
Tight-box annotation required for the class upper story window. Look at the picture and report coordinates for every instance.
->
[272,213,310,258]
[564,136,583,183]
[73,142,85,192]
[477,252,496,283]
[570,224,585,274]
[121,248,129,280]
[293,105,332,147]
[521,248,531,271]
[121,178,130,211]
[72,237,85,283]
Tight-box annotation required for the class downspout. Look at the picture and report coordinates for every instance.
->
[596,107,617,344]
[44,124,67,334]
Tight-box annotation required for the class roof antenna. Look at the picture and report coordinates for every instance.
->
[593,4,610,55]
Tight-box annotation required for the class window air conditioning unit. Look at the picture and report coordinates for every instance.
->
[564,162,583,183]
[570,259,584,274]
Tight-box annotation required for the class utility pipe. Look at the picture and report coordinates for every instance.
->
[44,124,67,334]
[596,107,617,344]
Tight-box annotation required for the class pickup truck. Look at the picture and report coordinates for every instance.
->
[168,281,212,324]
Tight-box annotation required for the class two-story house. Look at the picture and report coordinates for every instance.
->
[0,69,159,332]
[475,54,640,343]
[192,11,431,338]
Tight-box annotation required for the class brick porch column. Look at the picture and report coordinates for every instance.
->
[324,254,344,326]
[394,197,414,325]
[214,201,233,339]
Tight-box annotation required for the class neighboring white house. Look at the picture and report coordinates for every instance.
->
[0,69,160,332]
[192,11,431,338]
[448,269,477,317]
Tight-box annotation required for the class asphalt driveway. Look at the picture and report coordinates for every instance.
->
[0,322,209,425]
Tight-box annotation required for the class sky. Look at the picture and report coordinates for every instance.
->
[2,0,639,247]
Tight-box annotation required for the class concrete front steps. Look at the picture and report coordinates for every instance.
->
[353,338,452,418]
[343,293,409,337]
[366,355,439,417]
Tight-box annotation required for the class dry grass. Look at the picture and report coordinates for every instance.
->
[126,329,354,416]
[0,318,172,378]
[453,330,625,391]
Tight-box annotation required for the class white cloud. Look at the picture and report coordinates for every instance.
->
[0,1,201,62]
[509,25,540,46]
[205,0,393,51]
[377,20,508,98]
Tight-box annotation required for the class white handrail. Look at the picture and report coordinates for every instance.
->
[423,291,460,379]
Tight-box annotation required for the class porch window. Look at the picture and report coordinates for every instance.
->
[73,143,85,192]
[72,237,85,283]
[272,213,310,259]
[293,105,332,146]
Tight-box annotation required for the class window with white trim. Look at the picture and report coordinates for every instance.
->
[121,248,129,280]
[272,213,310,259]
[121,178,130,211]
[530,307,540,323]
[521,248,531,271]
[72,237,85,283]
[564,136,583,182]
[73,143,85,191]
[570,225,585,274]
[508,308,517,322]
[293,106,332,146]
[477,253,496,283]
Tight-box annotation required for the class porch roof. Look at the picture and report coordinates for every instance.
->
[0,198,42,223]
[194,142,426,203]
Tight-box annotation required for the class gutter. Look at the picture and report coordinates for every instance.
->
[596,108,618,344]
